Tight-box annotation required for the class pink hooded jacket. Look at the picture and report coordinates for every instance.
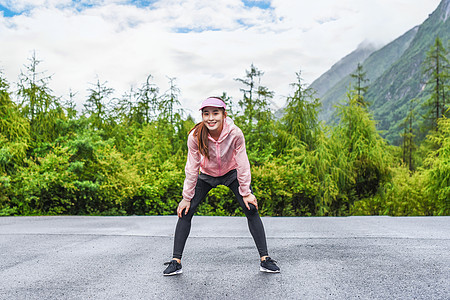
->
[182,117,252,201]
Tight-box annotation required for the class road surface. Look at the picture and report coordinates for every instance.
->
[0,216,449,299]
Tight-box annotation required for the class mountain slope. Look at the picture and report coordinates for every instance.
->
[310,43,377,98]
[312,26,418,122]
[366,0,450,144]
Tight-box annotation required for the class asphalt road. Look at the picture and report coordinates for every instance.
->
[0,216,449,299]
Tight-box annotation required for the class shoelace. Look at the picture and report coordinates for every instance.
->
[264,257,277,264]
[164,260,179,266]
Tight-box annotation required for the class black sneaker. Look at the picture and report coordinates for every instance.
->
[260,257,280,273]
[163,260,183,276]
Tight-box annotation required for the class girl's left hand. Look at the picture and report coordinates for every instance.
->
[243,194,258,210]
[177,199,191,218]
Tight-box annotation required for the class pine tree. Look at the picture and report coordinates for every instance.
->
[334,94,390,202]
[17,52,64,143]
[0,70,30,174]
[84,79,114,130]
[422,36,449,131]
[136,74,160,124]
[113,86,138,125]
[350,63,370,107]
[63,90,78,120]
[424,117,450,215]
[220,92,234,118]
[234,64,275,164]
[234,63,266,130]
[160,77,181,124]
[282,71,320,150]
[400,101,416,172]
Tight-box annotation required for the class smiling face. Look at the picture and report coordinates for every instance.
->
[202,106,227,135]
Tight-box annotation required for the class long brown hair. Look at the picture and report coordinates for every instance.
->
[189,122,210,159]
[189,107,226,160]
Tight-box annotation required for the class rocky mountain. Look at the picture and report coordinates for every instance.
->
[366,0,450,144]
[312,27,417,122]
[310,0,449,144]
[310,42,378,99]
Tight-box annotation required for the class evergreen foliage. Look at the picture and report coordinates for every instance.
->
[400,101,416,171]
[234,64,276,166]
[280,71,320,151]
[0,55,448,217]
[313,0,449,145]
[421,36,449,131]
[424,117,450,215]
[350,63,370,107]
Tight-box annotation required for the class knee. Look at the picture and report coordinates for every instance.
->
[245,204,258,216]
[178,212,193,222]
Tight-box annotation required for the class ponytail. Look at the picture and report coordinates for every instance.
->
[189,122,210,159]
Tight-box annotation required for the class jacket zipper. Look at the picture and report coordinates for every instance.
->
[216,142,221,175]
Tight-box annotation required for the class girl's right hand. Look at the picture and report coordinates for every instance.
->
[177,200,191,218]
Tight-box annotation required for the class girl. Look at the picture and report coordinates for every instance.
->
[163,97,280,275]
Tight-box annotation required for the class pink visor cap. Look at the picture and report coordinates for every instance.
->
[199,97,226,110]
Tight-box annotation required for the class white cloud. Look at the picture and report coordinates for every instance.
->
[0,0,442,120]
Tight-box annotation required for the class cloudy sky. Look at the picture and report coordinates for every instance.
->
[0,0,442,118]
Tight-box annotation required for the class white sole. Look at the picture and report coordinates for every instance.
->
[163,269,183,276]
[260,266,280,273]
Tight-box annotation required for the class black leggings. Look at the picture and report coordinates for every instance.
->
[173,169,269,259]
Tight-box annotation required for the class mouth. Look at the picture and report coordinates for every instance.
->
[207,122,217,127]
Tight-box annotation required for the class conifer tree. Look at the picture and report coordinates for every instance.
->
[17,52,64,143]
[422,36,449,131]
[234,64,275,164]
[424,117,450,215]
[401,102,416,172]
[0,70,29,174]
[350,63,370,107]
[160,77,181,124]
[84,79,114,130]
[113,86,138,125]
[17,52,52,122]
[334,94,390,202]
[136,74,160,124]
[63,90,78,120]
[220,92,234,118]
[234,63,265,130]
[255,84,274,130]
[282,71,320,150]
